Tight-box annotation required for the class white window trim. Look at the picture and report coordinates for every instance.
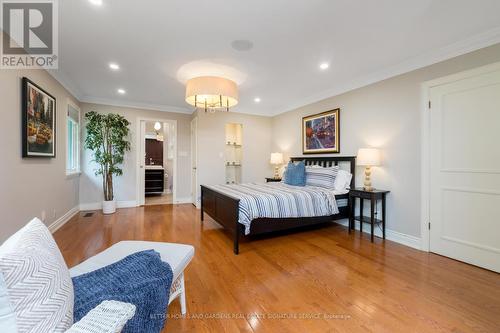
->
[66,99,81,176]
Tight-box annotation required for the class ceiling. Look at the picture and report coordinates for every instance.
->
[54,0,500,116]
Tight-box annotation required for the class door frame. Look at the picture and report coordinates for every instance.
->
[420,61,500,252]
[190,117,199,208]
[135,116,178,206]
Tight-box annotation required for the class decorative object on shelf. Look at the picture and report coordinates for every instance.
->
[302,109,340,154]
[84,112,131,214]
[270,152,284,179]
[185,76,238,112]
[357,148,381,191]
[22,77,56,158]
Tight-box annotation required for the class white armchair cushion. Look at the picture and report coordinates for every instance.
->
[66,300,136,333]
[0,218,74,332]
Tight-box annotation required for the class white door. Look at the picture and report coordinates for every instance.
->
[191,117,198,207]
[429,64,500,272]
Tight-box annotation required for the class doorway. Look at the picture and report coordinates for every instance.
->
[423,62,500,272]
[136,117,177,206]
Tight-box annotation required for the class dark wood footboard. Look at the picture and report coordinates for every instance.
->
[201,185,242,254]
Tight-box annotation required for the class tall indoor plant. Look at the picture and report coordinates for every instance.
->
[84,111,131,214]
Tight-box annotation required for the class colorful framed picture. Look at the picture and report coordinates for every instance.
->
[22,77,56,158]
[302,109,339,154]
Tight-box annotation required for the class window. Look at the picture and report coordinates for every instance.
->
[66,103,80,174]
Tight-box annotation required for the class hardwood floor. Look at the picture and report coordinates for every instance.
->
[54,204,500,333]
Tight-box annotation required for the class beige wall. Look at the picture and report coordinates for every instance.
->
[271,43,500,238]
[195,110,273,201]
[0,67,80,241]
[79,103,192,205]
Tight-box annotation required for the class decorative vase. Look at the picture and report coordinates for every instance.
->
[102,200,116,214]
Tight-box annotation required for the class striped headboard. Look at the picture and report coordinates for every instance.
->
[290,156,356,189]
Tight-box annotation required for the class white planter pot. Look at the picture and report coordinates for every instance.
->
[102,200,116,214]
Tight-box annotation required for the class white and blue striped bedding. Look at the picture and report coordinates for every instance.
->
[208,182,340,235]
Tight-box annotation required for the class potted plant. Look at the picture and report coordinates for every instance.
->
[84,111,131,214]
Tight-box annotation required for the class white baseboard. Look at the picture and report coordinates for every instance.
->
[79,200,138,211]
[335,219,422,251]
[48,206,79,233]
[174,197,193,204]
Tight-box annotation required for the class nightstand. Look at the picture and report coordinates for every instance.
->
[348,188,390,242]
[265,177,282,183]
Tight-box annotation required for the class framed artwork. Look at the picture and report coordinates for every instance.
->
[302,108,339,154]
[22,77,56,158]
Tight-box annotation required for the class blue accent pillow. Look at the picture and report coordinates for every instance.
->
[284,161,306,186]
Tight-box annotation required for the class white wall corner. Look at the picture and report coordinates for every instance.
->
[48,206,80,234]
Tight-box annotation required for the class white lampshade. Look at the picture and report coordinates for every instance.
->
[357,148,381,166]
[154,122,162,131]
[185,76,238,109]
[270,152,284,165]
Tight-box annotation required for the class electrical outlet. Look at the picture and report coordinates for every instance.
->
[41,210,46,222]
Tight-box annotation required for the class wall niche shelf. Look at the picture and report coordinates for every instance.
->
[225,123,242,184]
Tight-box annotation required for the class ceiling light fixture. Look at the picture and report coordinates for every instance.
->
[89,0,103,6]
[109,63,120,71]
[254,97,261,103]
[185,76,238,113]
[117,88,126,95]
[319,62,330,70]
[154,122,164,141]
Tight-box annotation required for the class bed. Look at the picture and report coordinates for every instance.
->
[200,156,356,254]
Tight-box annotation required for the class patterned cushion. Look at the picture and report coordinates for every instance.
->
[0,218,74,332]
[283,161,306,186]
[305,165,339,188]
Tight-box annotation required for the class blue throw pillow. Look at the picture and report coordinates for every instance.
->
[284,161,306,186]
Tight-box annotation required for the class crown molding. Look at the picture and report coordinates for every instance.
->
[47,69,84,101]
[270,26,500,116]
[79,96,194,115]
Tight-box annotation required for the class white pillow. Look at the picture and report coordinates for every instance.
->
[305,165,339,188]
[0,273,17,333]
[333,169,353,191]
[0,218,74,332]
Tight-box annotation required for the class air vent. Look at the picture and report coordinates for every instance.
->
[83,212,94,218]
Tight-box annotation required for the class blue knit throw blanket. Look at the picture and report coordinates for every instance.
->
[72,250,173,333]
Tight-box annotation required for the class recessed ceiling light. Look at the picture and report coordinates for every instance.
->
[109,63,120,71]
[89,0,103,6]
[319,62,330,70]
[254,97,261,103]
[117,88,126,95]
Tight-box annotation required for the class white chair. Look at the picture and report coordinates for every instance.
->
[69,241,195,315]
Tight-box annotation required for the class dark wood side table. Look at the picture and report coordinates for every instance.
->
[348,188,390,242]
[265,177,282,183]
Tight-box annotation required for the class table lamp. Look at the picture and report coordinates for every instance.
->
[357,148,381,191]
[270,153,284,179]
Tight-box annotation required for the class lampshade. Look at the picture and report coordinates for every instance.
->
[357,148,381,166]
[270,152,284,165]
[154,122,162,131]
[185,76,238,110]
